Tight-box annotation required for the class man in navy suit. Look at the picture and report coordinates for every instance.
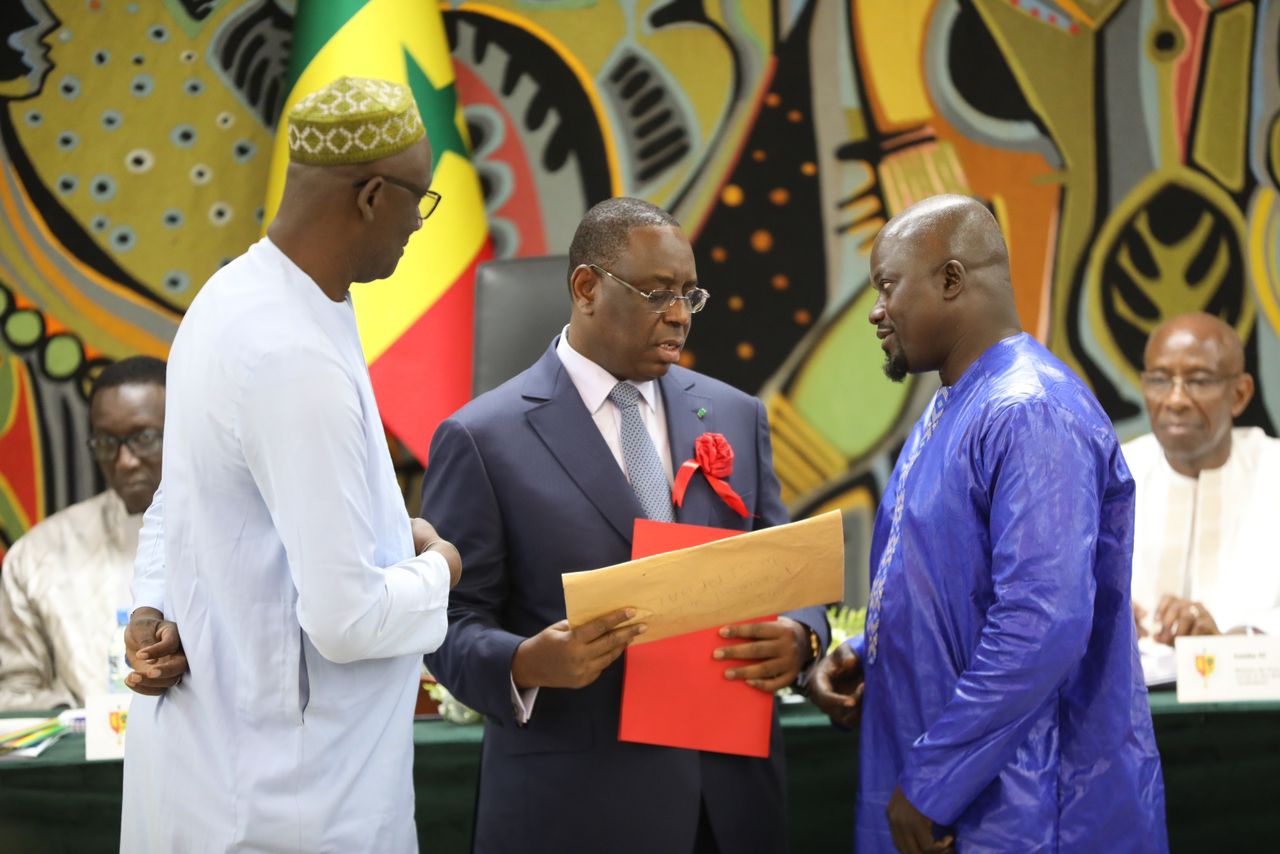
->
[422,198,829,853]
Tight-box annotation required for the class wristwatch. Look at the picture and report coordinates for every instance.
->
[803,624,822,665]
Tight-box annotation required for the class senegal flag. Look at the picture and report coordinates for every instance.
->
[263,0,491,462]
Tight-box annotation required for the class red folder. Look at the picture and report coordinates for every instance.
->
[617,519,775,758]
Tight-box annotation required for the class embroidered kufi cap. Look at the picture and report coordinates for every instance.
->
[287,76,425,165]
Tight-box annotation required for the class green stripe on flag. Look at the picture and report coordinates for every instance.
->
[405,49,469,168]
[285,0,370,92]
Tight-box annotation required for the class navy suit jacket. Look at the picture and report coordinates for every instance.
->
[422,341,829,854]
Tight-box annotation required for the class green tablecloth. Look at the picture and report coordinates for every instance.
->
[1,693,1276,853]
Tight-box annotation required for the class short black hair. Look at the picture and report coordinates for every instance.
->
[567,197,680,284]
[90,355,166,404]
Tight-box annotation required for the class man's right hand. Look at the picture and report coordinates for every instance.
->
[807,641,865,728]
[1133,601,1150,639]
[124,607,188,696]
[511,608,647,690]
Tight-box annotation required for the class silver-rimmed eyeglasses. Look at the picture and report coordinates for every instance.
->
[1139,371,1239,400]
[587,263,709,314]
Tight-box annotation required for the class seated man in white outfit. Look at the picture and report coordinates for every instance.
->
[1123,312,1280,643]
[0,356,165,710]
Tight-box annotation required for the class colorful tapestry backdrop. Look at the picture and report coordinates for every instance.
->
[2,1,1278,599]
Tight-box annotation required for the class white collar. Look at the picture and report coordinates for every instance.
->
[555,325,660,415]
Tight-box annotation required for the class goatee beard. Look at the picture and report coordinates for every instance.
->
[882,351,908,383]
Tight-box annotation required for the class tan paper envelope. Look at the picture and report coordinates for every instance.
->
[562,510,845,645]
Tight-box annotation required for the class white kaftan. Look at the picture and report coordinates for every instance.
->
[120,237,451,853]
[0,490,141,710]
[1124,427,1280,637]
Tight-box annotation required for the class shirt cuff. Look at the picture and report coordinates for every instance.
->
[509,674,539,724]
[847,632,867,662]
[130,584,166,615]
[392,548,452,613]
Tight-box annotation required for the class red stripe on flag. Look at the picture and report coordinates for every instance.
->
[369,241,494,463]
[0,365,40,534]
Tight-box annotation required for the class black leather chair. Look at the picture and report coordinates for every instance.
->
[471,255,572,397]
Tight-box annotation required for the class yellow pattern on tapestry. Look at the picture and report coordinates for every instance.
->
[853,0,934,131]
[1192,2,1253,194]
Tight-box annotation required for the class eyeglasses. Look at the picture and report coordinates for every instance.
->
[87,428,163,462]
[587,264,709,314]
[1139,372,1239,400]
[353,176,442,222]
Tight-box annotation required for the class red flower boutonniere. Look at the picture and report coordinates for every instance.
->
[672,432,749,517]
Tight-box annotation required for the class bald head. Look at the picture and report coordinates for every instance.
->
[868,194,1022,385]
[876,194,1011,290]
[1140,311,1254,476]
[1145,312,1244,375]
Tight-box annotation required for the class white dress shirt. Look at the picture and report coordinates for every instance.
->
[555,326,674,486]
[506,328,675,722]
[121,237,452,853]
[1124,427,1280,637]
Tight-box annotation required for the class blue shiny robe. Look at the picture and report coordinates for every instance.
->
[850,334,1167,852]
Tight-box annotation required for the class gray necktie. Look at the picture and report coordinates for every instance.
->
[608,381,675,522]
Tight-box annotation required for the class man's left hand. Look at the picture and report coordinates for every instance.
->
[1153,594,1219,645]
[124,607,188,696]
[716,617,809,693]
[887,786,954,854]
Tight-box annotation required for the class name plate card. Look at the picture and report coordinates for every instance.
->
[85,693,131,761]
[1175,635,1280,703]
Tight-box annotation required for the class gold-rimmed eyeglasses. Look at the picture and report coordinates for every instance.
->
[354,176,442,222]
[587,263,709,314]
[1139,371,1239,400]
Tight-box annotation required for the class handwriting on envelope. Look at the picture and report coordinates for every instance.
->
[562,510,845,645]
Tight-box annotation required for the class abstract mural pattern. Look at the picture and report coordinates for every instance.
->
[3,1,1277,602]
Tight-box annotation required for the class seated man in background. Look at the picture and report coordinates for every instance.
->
[1125,311,1280,642]
[0,355,165,710]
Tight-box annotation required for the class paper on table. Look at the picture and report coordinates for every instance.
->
[1139,637,1177,687]
[0,716,66,761]
[562,509,844,646]
[0,718,51,740]
[0,730,65,760]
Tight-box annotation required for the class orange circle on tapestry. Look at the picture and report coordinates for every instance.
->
[794,309,812,326]
[737,342,755,360]
[771,274,789,291]
[765,93,781,107]
[769,188,790,206]
[727,295,744,311]
[710,246,728,263]
[752,149,767,162]
[750,230,774,253]
[721,184,744,207]
[800,161,817,176]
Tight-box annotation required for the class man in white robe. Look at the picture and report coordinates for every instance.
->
[1124,312,1280,642]
[119,77,461,853]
